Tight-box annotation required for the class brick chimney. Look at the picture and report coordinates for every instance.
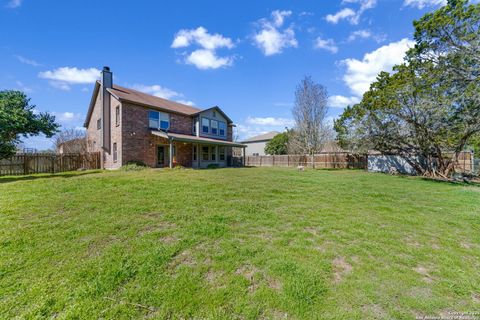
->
[101,66,112,152]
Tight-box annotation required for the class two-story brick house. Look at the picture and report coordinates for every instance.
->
[84,67,245,169]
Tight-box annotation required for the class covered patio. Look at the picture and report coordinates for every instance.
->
[151,131,246,168]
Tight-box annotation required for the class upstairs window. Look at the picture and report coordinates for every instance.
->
[113,142,117,162]
[115,106,120,127]
[202,118,209,134]
[149,111,170,130]
[97,118,101,130]
[219,122,226,136]
[211,120,218,135]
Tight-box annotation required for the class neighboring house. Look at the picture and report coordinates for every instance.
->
[241,131,280,156]
[57,138,85,154]
[84,67,246,169]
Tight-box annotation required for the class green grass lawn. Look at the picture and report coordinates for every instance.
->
[1,168,479,319]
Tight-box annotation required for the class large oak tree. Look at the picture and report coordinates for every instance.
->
[0,90,59,159]
[335,0,479,177]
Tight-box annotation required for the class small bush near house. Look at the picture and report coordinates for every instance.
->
[206,163,220,169]
[120,162,147,171]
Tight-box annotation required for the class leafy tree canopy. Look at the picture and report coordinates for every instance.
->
[0,90,59,159]
[335,0,479,177]
[265,132,289,155]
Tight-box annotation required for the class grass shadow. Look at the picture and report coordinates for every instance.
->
[0,170,103,184]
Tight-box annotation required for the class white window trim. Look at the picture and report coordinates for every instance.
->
[149,110,170,130]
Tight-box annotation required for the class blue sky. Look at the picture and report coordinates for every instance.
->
[0,0,457,150]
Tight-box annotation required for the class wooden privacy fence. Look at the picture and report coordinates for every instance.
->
[245,153,367,169]
[0,152,101,176]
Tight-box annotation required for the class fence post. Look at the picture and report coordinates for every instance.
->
[23,155,27,175]
[273,155,275,167]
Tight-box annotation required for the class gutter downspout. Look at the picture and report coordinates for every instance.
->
[169,137,174,169]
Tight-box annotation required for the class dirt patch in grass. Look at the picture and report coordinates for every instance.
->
[138,221,176,236]
[236,264,261,293]
[414,265,434,283]
[408,286,432,299]
[168,249,196,270]
[333,257,352,283]
[472,293,480,303]
[362,304,387,318]
[304,227,319,236]
[159,235,178,244]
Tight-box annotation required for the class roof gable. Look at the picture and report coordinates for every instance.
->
[108,84,202,115]
[241,131,280,143]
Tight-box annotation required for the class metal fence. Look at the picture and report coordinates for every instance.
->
[0,152,101,176]
[244,153,367,169]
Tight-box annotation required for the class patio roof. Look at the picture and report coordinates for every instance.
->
[151,131,246,147]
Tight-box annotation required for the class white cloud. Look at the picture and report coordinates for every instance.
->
[253,10,298,56]
[328,95,360,108]
[175,100,195,106]
[171,27,234,50]
[347,29,386,43]
[314,38,338,53]
[49,81,71,91]
[6,0,21,8]
[52,112,85,128]
[271,10,292,27]
[39,67,100,91]
[185,49,233,70]
[341,38,414,96]
[15,81,33,93]
[347,30,372,41]
[246,116,294,127]
[171,27,235,70]
[14,55,42,67]
[132,83,195,105]
[326,0,377,25]
[131,84,180,100]
[403,0,446,8]
[326,8,356,24]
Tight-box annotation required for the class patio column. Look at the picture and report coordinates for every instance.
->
[242,147,246,167]
[197,143,200,168]
[169,138,174,169]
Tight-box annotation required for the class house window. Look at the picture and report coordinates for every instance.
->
[219,122,226,136]
[211,120,218,135]
[202,117,209,134]
[97,118,101,130]
[160,112,169,130]
[219,146,225,161]
[113,142,117,162]
[210,146,216,161]
[202,146,209,161]
[193,145,197,161]
[253,153,259,156]
[149,111,170,130]
[149,111,159,129]
[193,120,197,134]
[115,106,120,127]
[213,111,216,118]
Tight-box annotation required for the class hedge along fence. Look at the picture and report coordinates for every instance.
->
[0,152,101,176]
[245,153,368,169]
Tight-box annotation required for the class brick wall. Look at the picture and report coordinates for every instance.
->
[121,103,194,167]
[86,91,122,169]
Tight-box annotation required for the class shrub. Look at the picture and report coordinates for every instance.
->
[206,164,220,169]
[120,163,147,171]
